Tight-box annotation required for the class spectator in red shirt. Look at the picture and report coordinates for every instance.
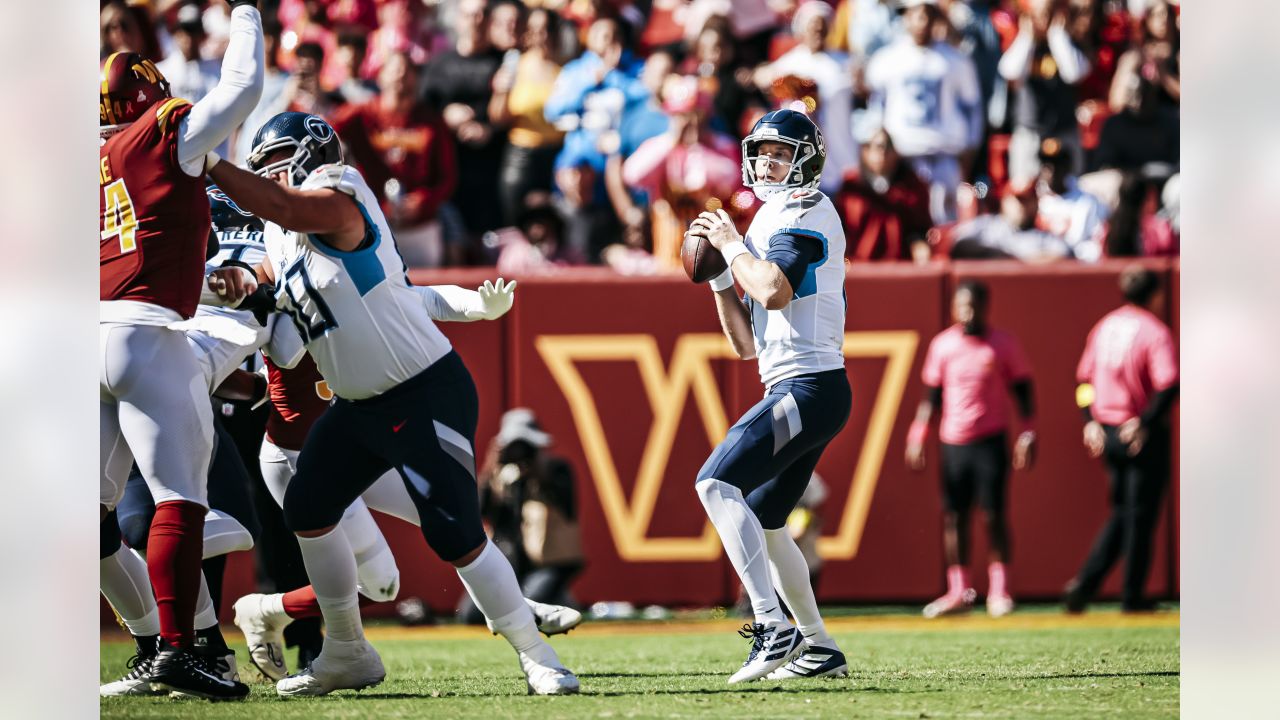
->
[331,50,458,266]
[837,127,933,262]
[906,280,1038,619]
[1066,266,1178,613]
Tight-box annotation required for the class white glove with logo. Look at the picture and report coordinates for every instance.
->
[465,278,517,321]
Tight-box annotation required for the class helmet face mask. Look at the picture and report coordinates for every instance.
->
[246,112,343,188]
[740,109,826,201]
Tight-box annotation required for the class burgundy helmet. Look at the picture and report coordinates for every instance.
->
[100,51,171,130]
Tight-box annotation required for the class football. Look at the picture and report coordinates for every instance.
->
[680,227,727,283]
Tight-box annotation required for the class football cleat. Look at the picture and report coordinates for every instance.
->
[276,638,385,698]
[922,588,977,619]
[727,620,804,684]
[518,643,580,695]
[100,638,164,697]
[171,647,241,699]
[765,644,850,680]
[987,592,1016,618]
[233,593,291,681]
[147,639,250,701]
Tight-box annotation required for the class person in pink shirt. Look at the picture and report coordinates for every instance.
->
[906,280,1038,619]
[1065,266,1178,613]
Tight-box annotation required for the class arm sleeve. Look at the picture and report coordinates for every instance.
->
[175,5,265,175]
[1001,333,1033,383]
[1046,23,1091,84]
[763,232,823,294]
[1139,383,1179,427]
[997,28,1034,82]
[413,285,484,322]
[926,385,942,407]
[1011,380,1036,423]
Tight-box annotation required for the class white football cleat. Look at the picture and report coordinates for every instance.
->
[728,620,804,684]
[765,643,850,680]
[233,593,291,681]
[276,638,385,698]
[987,592,1015,618]
[922,588,977,619]
[518,643,580,695]
[486,599,584,637]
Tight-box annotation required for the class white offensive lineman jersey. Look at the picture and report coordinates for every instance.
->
[742,188,847,387]
[865,38,982,158]
[263,163,453,400]
[180,227,272,392]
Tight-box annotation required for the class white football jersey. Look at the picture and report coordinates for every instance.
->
[263,164,452,400]
[183,228,271,393]
[742,188,847,387]
[865,39,982,157]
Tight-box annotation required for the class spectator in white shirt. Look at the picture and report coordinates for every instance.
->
[1034,138,1108,262]
[756,1,858,193]
[863,0,984,223]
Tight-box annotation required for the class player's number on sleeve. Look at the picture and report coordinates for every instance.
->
[102,179,138,253]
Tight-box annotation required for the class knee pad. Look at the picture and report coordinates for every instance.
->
[355,544,401,603]
[203,509,255,558]
[695,477,742,511]
[100,510,123,559]
[420,517,486,564]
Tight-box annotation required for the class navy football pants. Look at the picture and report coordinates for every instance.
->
[282,351,487,563]
[697,369,851,529]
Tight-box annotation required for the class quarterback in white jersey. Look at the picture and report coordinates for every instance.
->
[688,109,853,684]
[205,111,578,699]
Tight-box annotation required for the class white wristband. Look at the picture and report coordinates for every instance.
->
[709,267,735,292]
[204,151,222,174]
[720,240,750,268]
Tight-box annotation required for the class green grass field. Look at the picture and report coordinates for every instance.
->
[100,608,1178,719]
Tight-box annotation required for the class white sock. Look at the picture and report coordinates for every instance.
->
[203,509,253,558]
[695,478,786,624]
[341,499,401,602]
[195,571,219,630]
[456,541,543,655]
[765,528,833,647]
[297,528,364,643]
[100,547,160,637]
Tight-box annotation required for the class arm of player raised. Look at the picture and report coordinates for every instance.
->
[711,284,756,360]
[413,279,516,322]
[175,4,264,175]
[206,160,365,244]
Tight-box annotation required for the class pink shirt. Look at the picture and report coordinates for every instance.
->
[922,325,1033,445]
[1077,305,1178,426]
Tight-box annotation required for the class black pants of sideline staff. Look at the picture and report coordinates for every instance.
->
[1068,424,1171,611]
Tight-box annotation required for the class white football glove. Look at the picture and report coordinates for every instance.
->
[465,278,517,321]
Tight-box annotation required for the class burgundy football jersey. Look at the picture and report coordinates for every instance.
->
[100,98,211,318]
[264,354,333,451]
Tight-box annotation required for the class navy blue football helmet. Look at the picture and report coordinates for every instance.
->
[206,183,263,232]
[741,109,826,200]
[246,111,343,187]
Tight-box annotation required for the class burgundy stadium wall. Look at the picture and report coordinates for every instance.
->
[102,260,1180,624]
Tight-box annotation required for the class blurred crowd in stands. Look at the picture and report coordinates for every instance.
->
[102,0,1180,272]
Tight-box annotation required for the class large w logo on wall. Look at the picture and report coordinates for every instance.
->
[536,332,918,562]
